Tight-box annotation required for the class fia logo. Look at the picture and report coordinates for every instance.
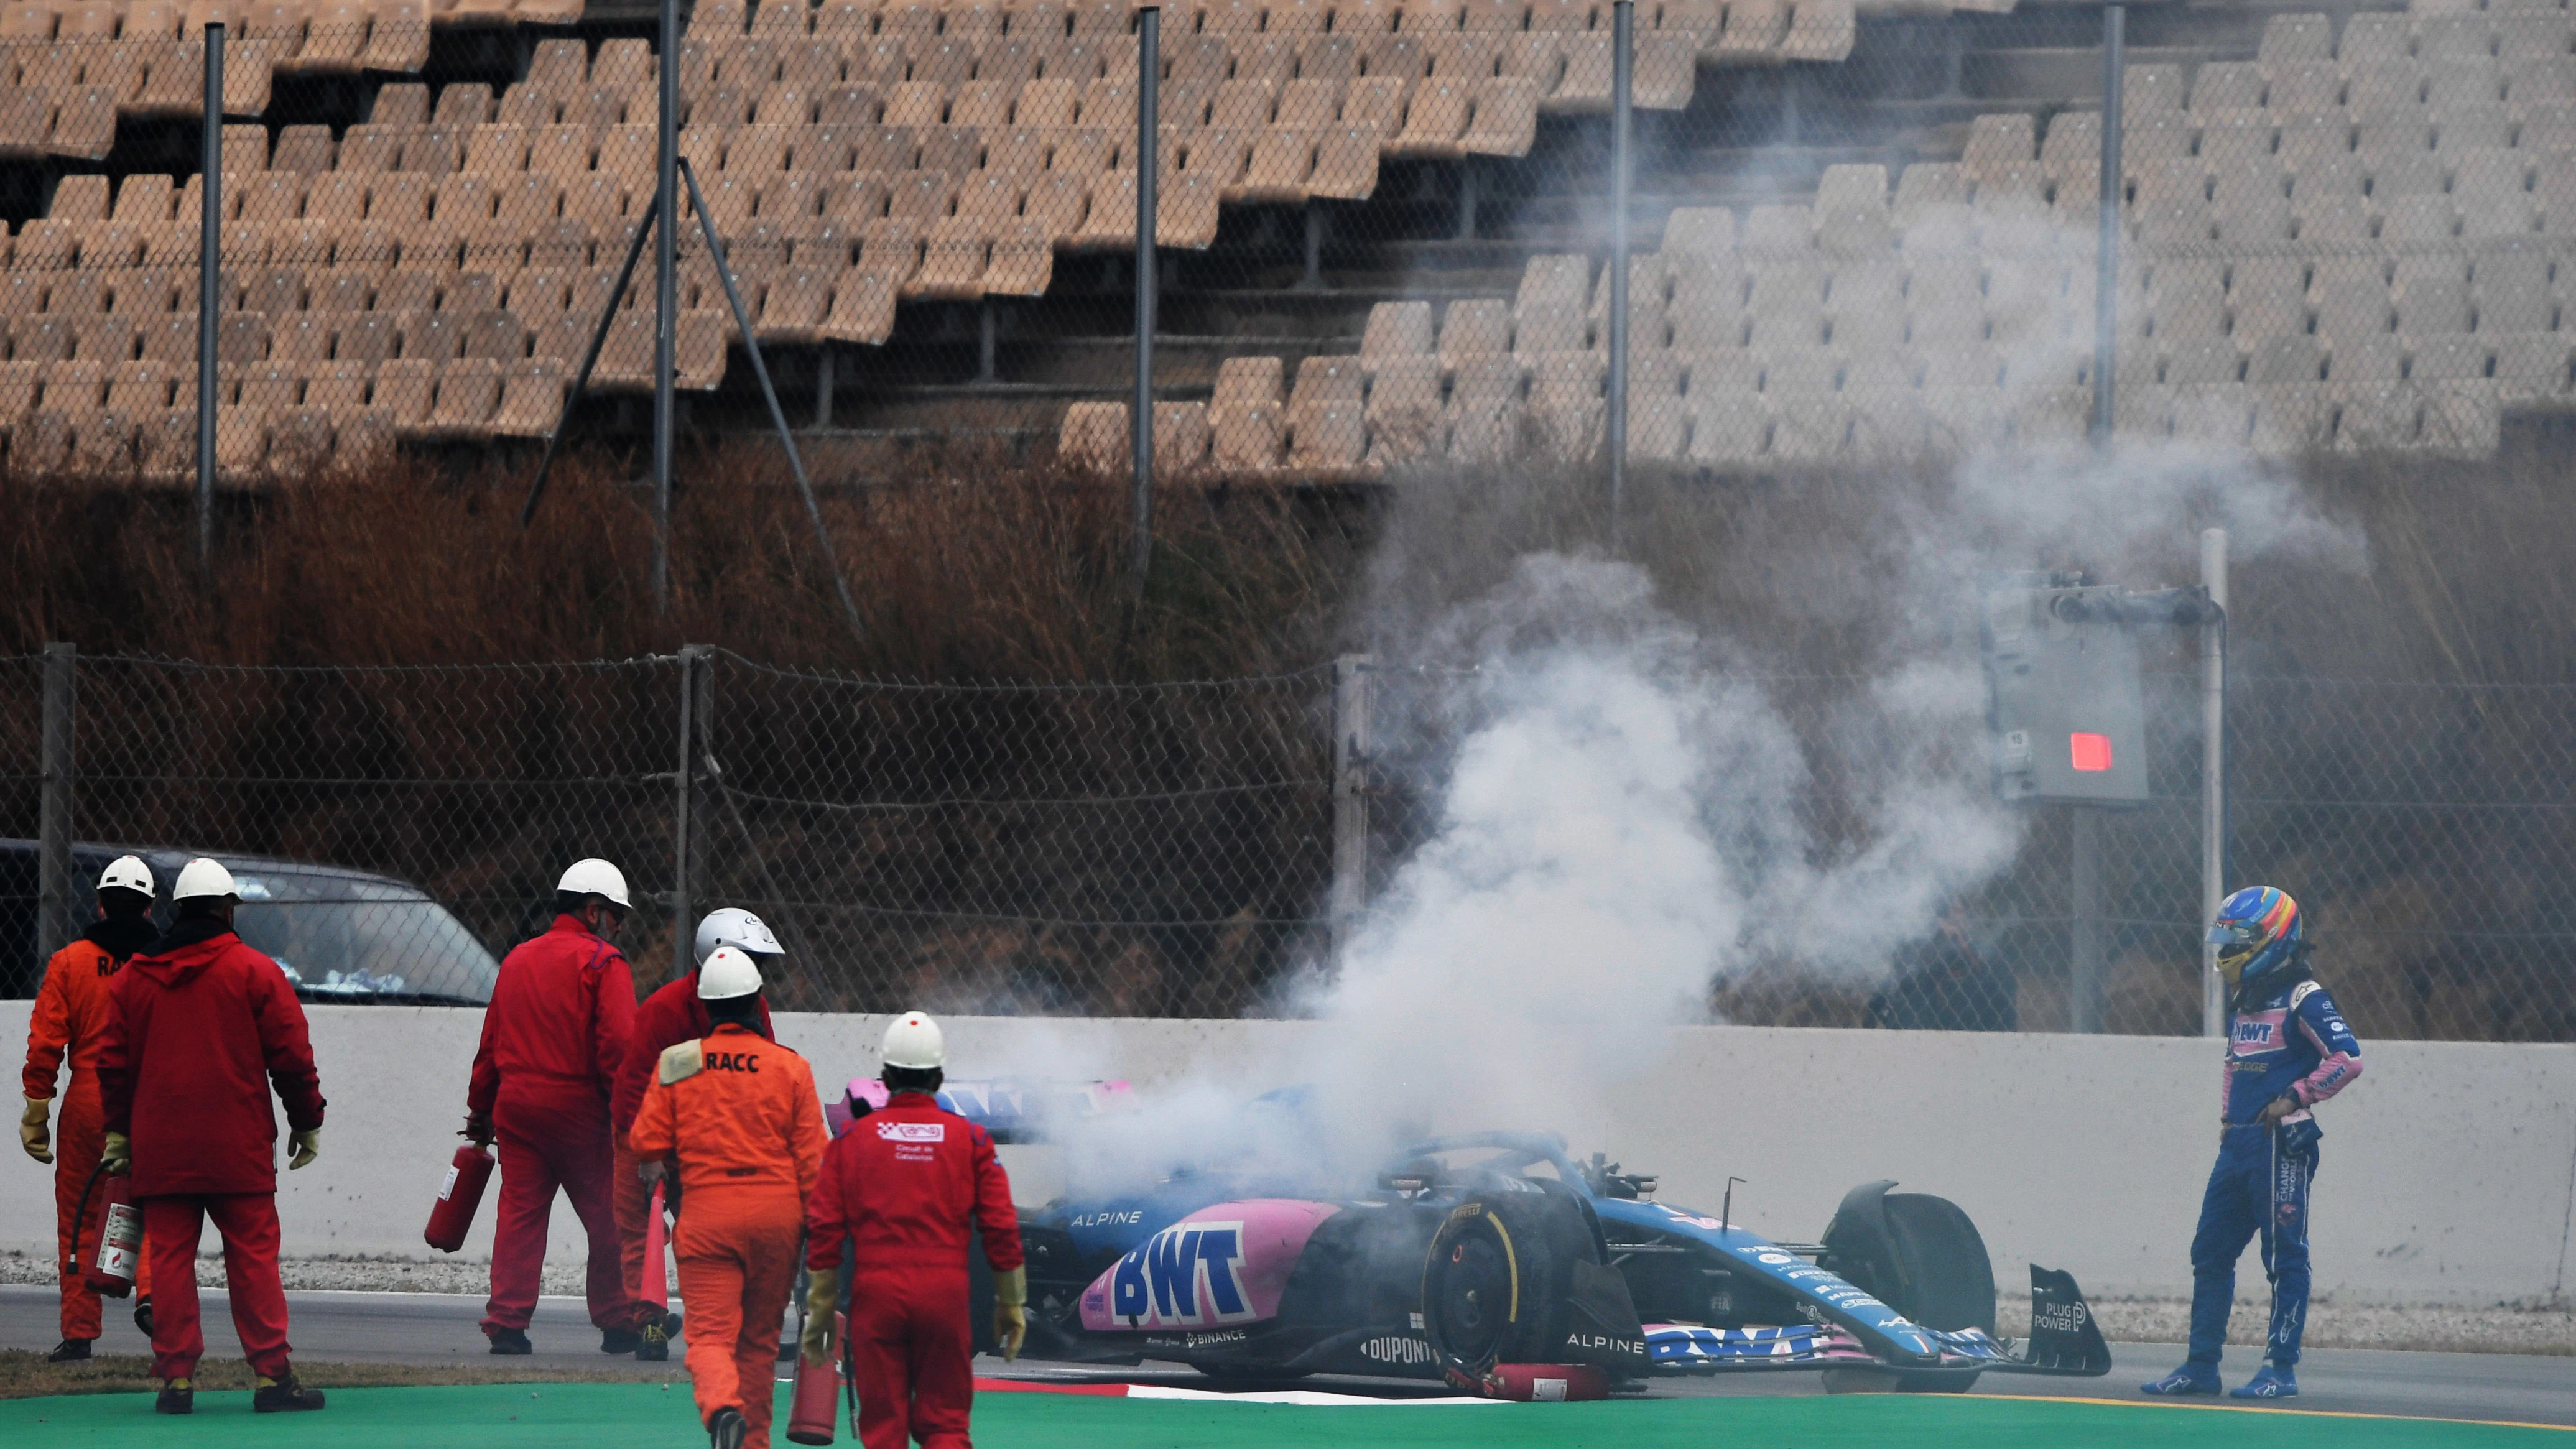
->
[1110,1221,1251,1328]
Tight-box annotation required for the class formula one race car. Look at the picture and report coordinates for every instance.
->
[827,1081,2110,1392]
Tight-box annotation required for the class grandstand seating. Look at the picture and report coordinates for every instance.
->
[1065,1,2558,470]
[0,0,1885,475]
[0,0,2561,478]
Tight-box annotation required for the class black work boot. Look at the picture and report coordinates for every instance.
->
[134,1295,155,1338]
[253,1371,327,1412]
[637,1321,670,1361]
[601,1326,642,1354]
[155,1379,193,1414]
[708,1406,748,1449]
[488,1326,534,1355]
[48,1338,93,1363]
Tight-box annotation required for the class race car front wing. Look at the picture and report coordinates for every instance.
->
[1640,1266,2111,1378]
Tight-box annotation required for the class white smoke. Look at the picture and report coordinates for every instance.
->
[1269,435,2364,1160]
[1244,550,2006,1163]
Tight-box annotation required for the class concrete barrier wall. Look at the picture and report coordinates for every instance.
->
[4,1002,2569,1305]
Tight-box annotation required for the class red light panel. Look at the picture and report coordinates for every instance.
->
[2070,732,2113,772]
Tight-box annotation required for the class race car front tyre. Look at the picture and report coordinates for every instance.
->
[1419,1193,1591,1375]
[1820,1183,1998,1336]
[1878,1192,1997,1336]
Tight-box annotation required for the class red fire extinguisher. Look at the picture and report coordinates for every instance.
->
[1481,1363,1610,1402]
[785,1310,845,1445]
[640,1180,670,1318]
[78,1164,142,1299]
[424,1142,495,1254]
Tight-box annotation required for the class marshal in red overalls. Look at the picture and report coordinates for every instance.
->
[804,1090,1020,1449]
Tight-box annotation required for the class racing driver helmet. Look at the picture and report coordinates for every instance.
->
[2208,886,2304,1002]
[694,907,784,968]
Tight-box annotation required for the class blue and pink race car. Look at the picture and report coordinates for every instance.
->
[827,1078,2110,1392]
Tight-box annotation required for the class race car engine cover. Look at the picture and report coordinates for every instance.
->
[1080,1200,1341,1332]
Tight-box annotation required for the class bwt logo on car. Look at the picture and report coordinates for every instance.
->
[1111,1221,1253,1328]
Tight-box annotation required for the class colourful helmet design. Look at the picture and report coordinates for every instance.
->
[2208,886,2303,995]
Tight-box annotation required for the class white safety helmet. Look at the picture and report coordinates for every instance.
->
[697,946,764,1002]
[556,858,631,910]
[694,907,783,966]
[879,1011,945,1071]
[97,855,155,898]
[172,858,239,902]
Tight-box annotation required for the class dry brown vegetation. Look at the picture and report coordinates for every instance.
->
[0,438,1352,682]
[4,430,2572,1037]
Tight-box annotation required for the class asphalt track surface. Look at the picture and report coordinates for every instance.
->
[6,1284,2569,1427]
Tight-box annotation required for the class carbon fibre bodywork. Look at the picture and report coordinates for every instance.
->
[833,1081,2108,1386]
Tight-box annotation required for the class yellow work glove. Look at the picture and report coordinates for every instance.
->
[993,1266,1027,1363]
[19,1098,49,1164]
[100,1131,131,1175]
[800,1272,838,1367]
[287,1128,320,1170]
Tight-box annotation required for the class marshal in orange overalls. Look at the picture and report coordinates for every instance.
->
[22,927,156,1343]
[628,1022,827,1449]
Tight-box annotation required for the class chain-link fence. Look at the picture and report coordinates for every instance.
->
[5,2,2567,481]
[0,646,1335,1016]
[6,644,2570,1041]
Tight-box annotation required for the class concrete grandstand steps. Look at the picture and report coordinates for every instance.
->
[1958,44,2220,104]
[848,330,1351,392]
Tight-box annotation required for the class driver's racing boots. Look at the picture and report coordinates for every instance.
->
[2230,1363,2298,1399]
[2141,1366,2221,1396]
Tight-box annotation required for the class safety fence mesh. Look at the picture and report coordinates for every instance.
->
[7,2,2569,475]
[4,646,2568,1040]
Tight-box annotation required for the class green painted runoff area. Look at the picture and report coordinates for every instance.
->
[0,1382,2564,1447]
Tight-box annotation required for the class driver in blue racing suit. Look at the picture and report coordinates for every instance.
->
[2144,887,2363,1402]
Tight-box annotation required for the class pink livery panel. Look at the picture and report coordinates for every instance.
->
[1078,1199,1341,1332]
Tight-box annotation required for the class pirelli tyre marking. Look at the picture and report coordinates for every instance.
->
[1442,1202,1520,1325]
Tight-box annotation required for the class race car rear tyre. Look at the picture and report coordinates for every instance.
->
[1419,1193,1591,1375]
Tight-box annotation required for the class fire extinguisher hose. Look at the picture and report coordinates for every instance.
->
[68,1157,109,1278]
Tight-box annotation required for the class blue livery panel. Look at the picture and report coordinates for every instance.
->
[1592,1198,1943,1364]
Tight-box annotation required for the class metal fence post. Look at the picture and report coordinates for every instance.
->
[652,0,680,613]
[196,24,223,569]
[1607,0,1633,551]
[2201,528,2230,1038]
[2092,4,2124,446]
[1330,655,1373,962]
[1132,5,1160,595]
[673,646,702,981]
[2070,805,2101,1034]
[37,643,76,975]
